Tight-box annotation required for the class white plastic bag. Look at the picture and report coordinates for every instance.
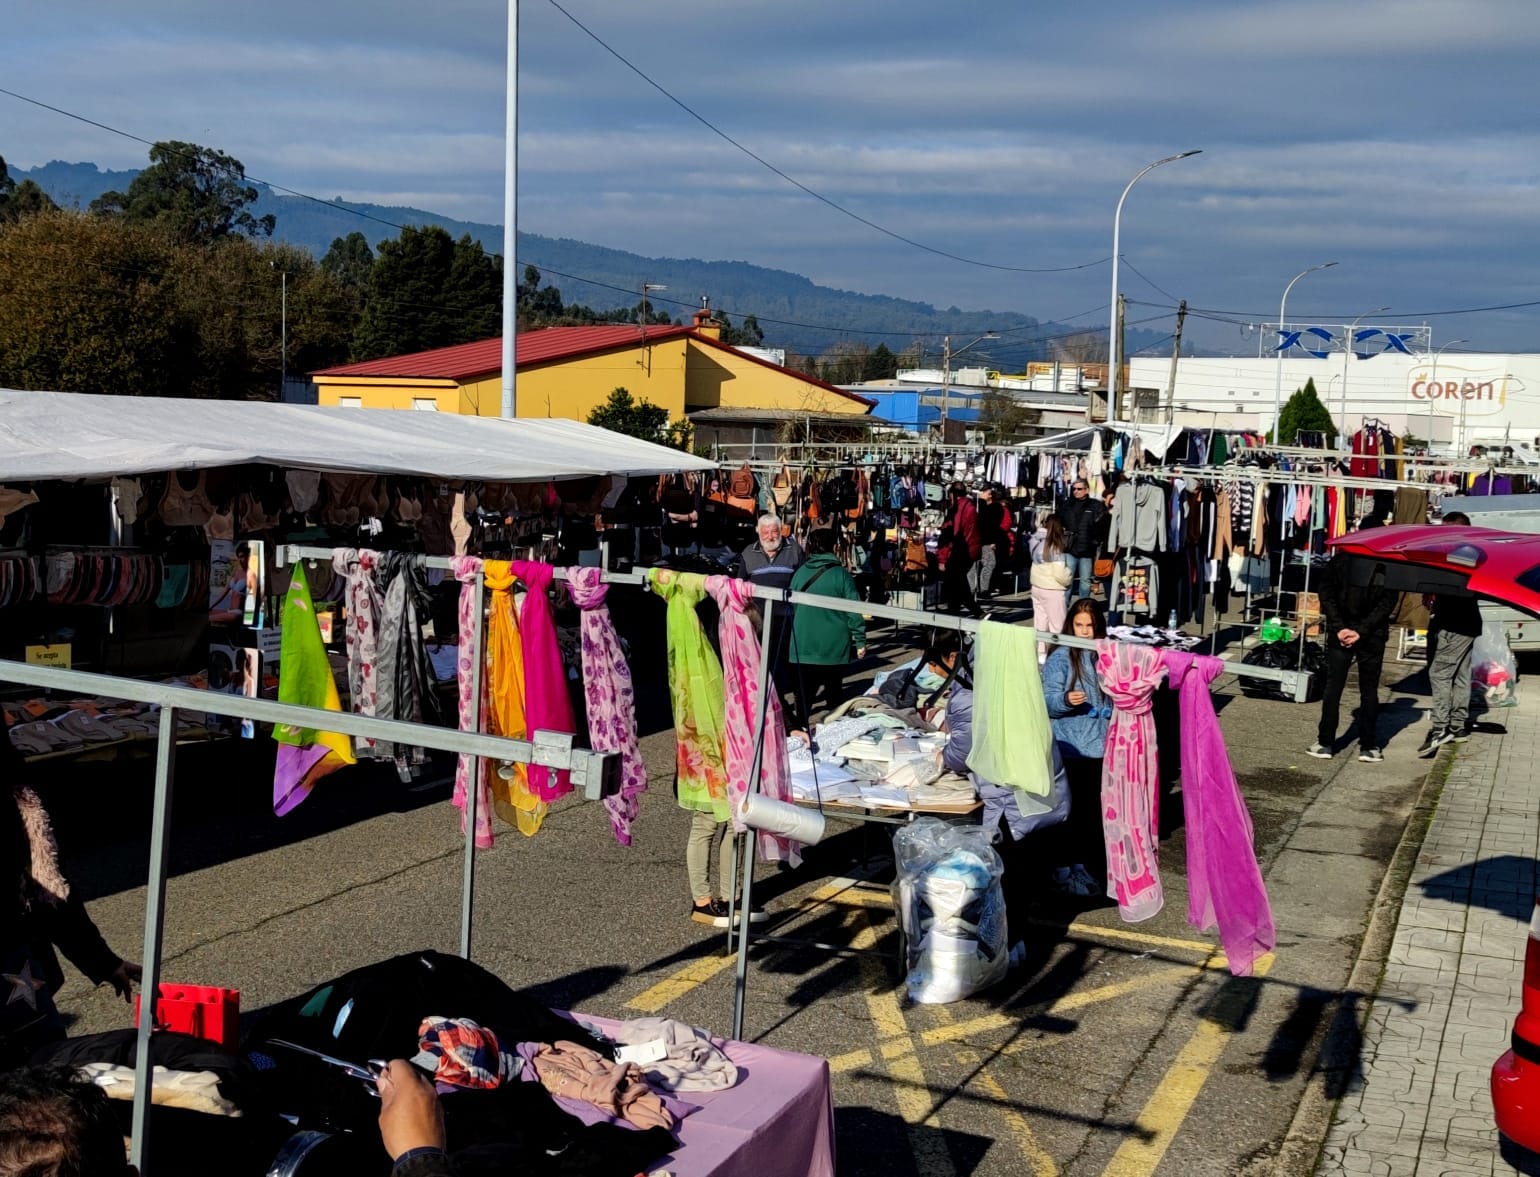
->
[1472,621,1518,709]
[891,818,1008,1004]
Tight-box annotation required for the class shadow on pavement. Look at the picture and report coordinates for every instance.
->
[1420,855,1537,921]
[834,1106,995,1176]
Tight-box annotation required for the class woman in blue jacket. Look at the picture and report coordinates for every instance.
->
[1041,598,1112,897]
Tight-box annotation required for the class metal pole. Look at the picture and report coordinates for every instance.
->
[731,597,777,1040]
[941,336,951,435]
[459,566,487,958]
[128,707,179,1173]
[280,271,287,399]
[1272,263,1338,437]
[1340,306,1389,441]
[500,0,519,418]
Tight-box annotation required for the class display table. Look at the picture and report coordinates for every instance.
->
[570,1013,835,1177]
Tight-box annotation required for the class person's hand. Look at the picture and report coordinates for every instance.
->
[1066,690,1088,707]
[855,648,867,660]
[1337,628,1359,647]
[377,1060,446,1161]
[108,961,141,1003]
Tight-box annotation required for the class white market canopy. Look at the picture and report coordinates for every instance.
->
[1023,422,1182,461]
[0,390,715,482]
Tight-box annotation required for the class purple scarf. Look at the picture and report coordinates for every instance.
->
[1160,651,1276,976]
[566,567,647,846]
[507,561,574,802]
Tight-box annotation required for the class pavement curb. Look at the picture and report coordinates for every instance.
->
[1268,744,1454,1176]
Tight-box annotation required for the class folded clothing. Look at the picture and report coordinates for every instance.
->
[603,1016,738,1094]
[529,1040,674,1131]
[413,1015,520,1091]
[78,1062,242,1118]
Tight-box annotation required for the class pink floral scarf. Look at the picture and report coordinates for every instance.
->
[1096,641,1168,922]
[450,557,494,849]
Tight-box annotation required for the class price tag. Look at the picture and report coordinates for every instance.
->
[317,611,334,643]
[615,1039,667,1065]
[24,644,71,669]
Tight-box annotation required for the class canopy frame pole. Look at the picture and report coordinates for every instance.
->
[128,706,178,1172]
[732,597,777,1041]
[459,565,487,958]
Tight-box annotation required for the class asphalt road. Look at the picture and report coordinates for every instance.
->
[42,602,1446,1177]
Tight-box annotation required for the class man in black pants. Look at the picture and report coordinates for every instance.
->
[1308,518,1397,762]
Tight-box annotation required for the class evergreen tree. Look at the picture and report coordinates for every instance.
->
[91,141,274,242]
[351,225,500,360]
[1274,377,1337,446]
[586,387,689,449]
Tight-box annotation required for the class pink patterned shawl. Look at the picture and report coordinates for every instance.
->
[1096,641,1167,923]
[705,576,798,866]
[567,566,648,846]
[450,556,494,850]
[1161,651,1276,976]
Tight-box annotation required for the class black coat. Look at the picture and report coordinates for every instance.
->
[1059,496,1107,558]
[1319,552,1397,643]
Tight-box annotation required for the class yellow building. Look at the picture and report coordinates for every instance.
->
[311,313,874,426]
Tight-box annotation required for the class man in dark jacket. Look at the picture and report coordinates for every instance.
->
[1059,478,1107,601]
[735,514,804,713]
[1309,519,1397,762]
[1418,510,1482,755]
[940,483,983,617]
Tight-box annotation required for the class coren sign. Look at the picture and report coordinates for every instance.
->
[1410,378,1501,401]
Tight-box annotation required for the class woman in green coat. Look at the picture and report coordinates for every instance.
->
[787,528,866,729]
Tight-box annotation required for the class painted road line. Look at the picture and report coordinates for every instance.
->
[1024,918,1219,956]
[931,1003,1060,1177]
[1101,954,1276,1177]
[624,952,737,1014]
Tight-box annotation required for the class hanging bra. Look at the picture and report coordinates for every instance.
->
[161,471,213,527]
[205,505,235,541]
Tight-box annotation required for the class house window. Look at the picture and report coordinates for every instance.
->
[338,397,363,409]
[412,398,439,411]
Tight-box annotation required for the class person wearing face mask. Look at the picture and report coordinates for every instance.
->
[735,514,804,711]
[1040,598,1112,897]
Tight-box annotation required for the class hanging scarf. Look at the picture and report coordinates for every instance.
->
[374,551,435,781]
[647,568,729,820]
[483,561,542,836]
[1096,641,1167,923]
[507,561,575,803]
[451,557,494,850]
[1161,651,1276,976]
[332,548,382,757]
[967,620,1054,795]
[705,575,797,865]
[272,563,356,816]
[567,567,647,847]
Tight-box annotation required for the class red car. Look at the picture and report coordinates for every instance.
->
[1328,524,1540,1151]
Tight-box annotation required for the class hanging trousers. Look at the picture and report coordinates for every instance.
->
[1317,637,1386,750]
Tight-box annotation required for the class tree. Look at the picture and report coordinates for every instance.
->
[1274,377,1337,446]
[817,340,871,385]
[977,390,1038,441]
[862,343,898,381]
[718,312,765,348]
[351,225,501,360]
[516,264,565,323]
[587,387,690,449]
[0,156,57,225]
[320,232,374,297]
[91,141,275,242]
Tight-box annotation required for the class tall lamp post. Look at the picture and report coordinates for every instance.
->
[1339,305,1389,444]
[640,282,667,325]
[1271,261,1337,439]
[1104,149,1201,422]
[940,331,999,435]
[1425,338,1468,450]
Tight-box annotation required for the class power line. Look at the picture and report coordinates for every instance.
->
[541,0,1110,276]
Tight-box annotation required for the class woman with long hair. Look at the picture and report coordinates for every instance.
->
[1028,513,1072,648]
[1040,598,1112,897]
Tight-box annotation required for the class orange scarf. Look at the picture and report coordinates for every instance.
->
[483,561,544,835]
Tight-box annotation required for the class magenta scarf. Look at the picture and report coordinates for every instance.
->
[566,566,647,846]
[508,560,575,803]
[450,556,494,850]
[1096,641,1167,923]
[705,576,798,866]
[1161,651,1276,976]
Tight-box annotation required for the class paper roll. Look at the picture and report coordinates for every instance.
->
[739,793,827,846]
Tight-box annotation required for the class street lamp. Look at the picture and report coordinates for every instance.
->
[940,332,999,435]
[1271,262,1338,438]
[1105,149,1202,422]
[1426,338,1472,450]
[640,282,667,325]
[1339,305,1389,443]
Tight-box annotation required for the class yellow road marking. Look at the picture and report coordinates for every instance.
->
[1101,953,1275,1177]
[624,952,737,1013]
[1028,918,1219,956]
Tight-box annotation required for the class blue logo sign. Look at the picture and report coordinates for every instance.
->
[1275,327,1418,360]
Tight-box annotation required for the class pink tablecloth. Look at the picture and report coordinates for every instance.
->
[571,1012,835,1177]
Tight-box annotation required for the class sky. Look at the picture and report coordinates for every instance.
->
[4,0,1539,355]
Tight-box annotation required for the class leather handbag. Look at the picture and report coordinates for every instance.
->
[771,463,792,507]
[1093,557,1115,579]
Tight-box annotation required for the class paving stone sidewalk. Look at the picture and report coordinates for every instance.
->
[1319,677,1540,1176]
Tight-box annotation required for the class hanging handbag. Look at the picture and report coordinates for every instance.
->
[771,463,792,507]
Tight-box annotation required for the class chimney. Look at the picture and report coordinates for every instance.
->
[692,297,722,340]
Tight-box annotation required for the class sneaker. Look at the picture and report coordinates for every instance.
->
[729,898,769,925]
[690,899,730,928]
[1358,747,1384,763]
[1306,743,1333,759]
[1450,728,1471,743]
[1417,729,1447,758]
[1066,865,1101,897]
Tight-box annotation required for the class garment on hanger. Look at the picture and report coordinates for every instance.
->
[1096,641,1167,923]
[374,551,435,781]
[272,564,356,816]
[1108,480,1168,552]
[567,567,648,849]
[966,621,1053,796]
[507,561,575,804]
[705,576,798,865]
[333,548,383,758]
[483,560,541,836]
[451,557,496,850]
[1161,651,1275,976]
[647,568,730,820]
[160,471,213,527]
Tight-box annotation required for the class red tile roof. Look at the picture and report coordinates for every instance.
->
[312,325,874,408]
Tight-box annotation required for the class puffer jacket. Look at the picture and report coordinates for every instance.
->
[1060,497,1107,559]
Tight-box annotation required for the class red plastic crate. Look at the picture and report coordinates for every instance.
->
[133,984,240,1048]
